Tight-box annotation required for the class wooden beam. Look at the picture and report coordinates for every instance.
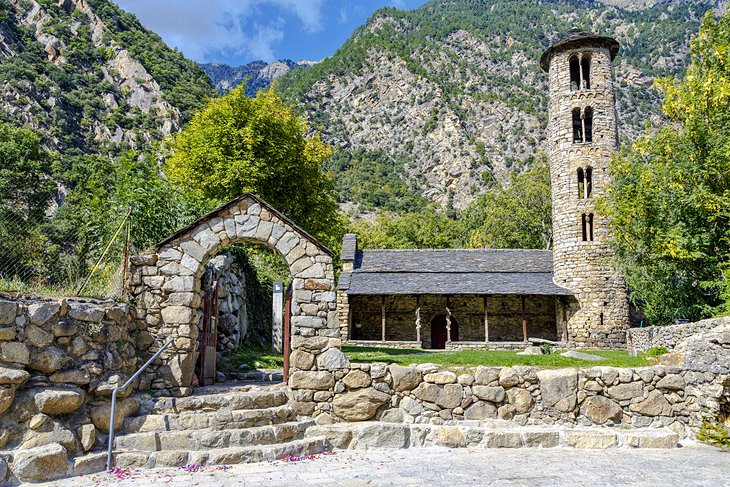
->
[381,296,386,342]
[484,295,489,343]
[561,298,568,343]
[521,295,527,342]
[415,295,421,344]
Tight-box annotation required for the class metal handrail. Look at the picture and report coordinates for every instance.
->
[107,338,174,470]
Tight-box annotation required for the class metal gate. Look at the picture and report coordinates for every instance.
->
[199,280,219,386]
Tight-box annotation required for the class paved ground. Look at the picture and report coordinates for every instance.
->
[32,445,730,487]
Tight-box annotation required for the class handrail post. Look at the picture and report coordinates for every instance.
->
[106,338,174,471]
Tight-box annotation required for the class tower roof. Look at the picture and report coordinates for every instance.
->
[540,29,620,72]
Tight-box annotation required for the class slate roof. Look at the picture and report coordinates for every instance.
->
[338,249,572,296]
[540,29,620,72]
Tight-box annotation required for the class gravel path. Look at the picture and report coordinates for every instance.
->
[31,445,730,487]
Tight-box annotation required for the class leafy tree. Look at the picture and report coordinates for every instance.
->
[351,208,466,249]
[0,122,54,280]
[602,12,730,324]
[463,155,552,249]
[166,86,344,250]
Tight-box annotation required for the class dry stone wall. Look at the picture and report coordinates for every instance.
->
[627,317,729,353]
[0,295,143,463]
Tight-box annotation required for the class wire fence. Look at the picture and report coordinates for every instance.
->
[0,206,133,299]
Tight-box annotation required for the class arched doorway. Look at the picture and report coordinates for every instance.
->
[128,193,338,391]
[431,314,459,349]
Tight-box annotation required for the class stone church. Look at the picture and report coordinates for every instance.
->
[337,30,630,350]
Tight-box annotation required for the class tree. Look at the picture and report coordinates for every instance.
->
[602,12,730,324]
[166,86,344,249]
[350,208,466,249]
[463,155,552,249]
[0,122,54,281]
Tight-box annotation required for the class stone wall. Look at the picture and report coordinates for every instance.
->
[291,324,729,436]
[0,294,143,457]
[545,40,630,348]
[348,294,560,348]
[626,317,729,353]
[201,254,248,352]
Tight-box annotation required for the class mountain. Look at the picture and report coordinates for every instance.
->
[277,0,726,213]
[0,0,214,157]
[201,59,316,95]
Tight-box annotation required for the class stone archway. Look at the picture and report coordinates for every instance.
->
[128,194,338,392]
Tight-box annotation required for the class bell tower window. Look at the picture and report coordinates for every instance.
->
[577,167,585,198]
[569,55,580,90]
[581,213,594,242]
[581,55,591,89]
[572,108,583,143]
[585,166,593,197]
[584,107,593,142]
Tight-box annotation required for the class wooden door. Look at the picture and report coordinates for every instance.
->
[199,280,219,386]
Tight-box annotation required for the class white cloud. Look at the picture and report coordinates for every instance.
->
[114,0,324,62]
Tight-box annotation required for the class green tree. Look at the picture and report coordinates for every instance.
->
[602,12,730,324]
[0,122,54,280]
[351,208,466,249]
[166,86,344,249]
[463,155,552,249]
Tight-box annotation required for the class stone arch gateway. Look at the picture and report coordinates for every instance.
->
[127,194,338,392]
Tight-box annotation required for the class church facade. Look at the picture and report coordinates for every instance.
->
[336,30,631,350]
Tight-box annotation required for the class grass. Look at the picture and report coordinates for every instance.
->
[224,344,653,371]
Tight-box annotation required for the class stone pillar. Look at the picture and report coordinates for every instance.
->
[272,281,284,353]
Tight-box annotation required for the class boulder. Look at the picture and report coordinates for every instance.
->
[289,350,315,370]
[424,371,457,384]
[27,302,60,326]
[0,300,17,325]
[389,365,422,391]
[656,374,685,391]
[463,401,498,420]
[516,346,543,356]
[0,386,14,415]
[474,366,499,385]
[90,397,141,433]
[34,387,85,415]
[629,390,672,417]
[583,395,623,424]
[432,427,466,448]
[607,382,643,401]
[333,388,390,421]
[316,348,350,370]
[11,442,68,482]
[343,370,371,389]
[506,388,534,414]
[0,341,29,365]
[537,368,577,412]
[29,347,69,373]
[472,385,505,403]
[498,368,520,387]
[77,424,96,452]
[289,371,335,391]
[0,365,30,385]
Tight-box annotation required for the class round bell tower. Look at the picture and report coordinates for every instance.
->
[541,30,630,348]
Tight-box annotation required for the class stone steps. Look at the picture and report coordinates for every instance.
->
[124,404,296,433]
[114,421,314,452]
[306,422,680,450]
[147,389,289,414]
[73,436,328,474]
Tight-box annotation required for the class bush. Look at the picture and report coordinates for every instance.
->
[646,346,668,357]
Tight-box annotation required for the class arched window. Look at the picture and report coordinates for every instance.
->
[569,55,580,90]
[572,108,583,143]
[577,167,585,198]
[581,55,591,89]
[584,107,593,143]
[585,166,593,198]
[581,213,595,242]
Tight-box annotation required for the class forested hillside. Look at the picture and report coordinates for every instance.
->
[278,0,725,212]
[202,60,315,95]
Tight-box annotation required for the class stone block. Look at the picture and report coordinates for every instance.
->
[474,366,499,385]
[316,348,350,370]
[0,300,17,325]
[538,368,577,410]
[354,423,409,449]
[629,390,672,417]
[28,302,60,325]
[68,302,105,322]
[389,365,422,391]
[507,388,534,413]
[656,374,685,391]
[499,368,520,387]
[290,371,335,391]
[464,401,497,420]
[11,442,68,482]
[472,385,505,403]
[333,388,390,421]
[34,387,85,415]
[25,324,53,348]
[91,397,141,433]
[524,431,559,448]
[0,341,29,365]
[289,350,315,370]
[0,386,14,415]
[485,431,523,448]
[78,424,96,452]
[29,346,69,373]
[292,315,326,329]
[564,431,617,449]
[0,365,30,384]
[432,427,466,448]
[424,371,457,384]
[607,381,643,401]
[161,306,194,324]
[343,370,371,389]
[583,395,623,424]
[0,326,15,341]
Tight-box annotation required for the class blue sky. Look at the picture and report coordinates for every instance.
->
[113,0,428,66]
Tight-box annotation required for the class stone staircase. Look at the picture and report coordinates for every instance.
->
[71,383,326,475]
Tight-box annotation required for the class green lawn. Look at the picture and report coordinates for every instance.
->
[225,344,653,371]
[341,345,652,369]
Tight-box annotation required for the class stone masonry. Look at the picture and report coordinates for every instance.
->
[542,32,630,348]
[127,194,338,393]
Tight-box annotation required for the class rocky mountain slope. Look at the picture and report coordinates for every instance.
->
[278,0,726,212]
[0,0,214,157]
[202,59,315,95]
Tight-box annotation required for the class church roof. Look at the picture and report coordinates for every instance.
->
[338,249,573,296]
[540,29,620,72]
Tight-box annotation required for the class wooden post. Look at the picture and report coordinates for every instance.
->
[561,298,568,343]
[521,295,527,343]
[283,286,291,383]
[415,296,421,344]
[483,295,489,343]
[445,295,452,343]
[381,296,386,342]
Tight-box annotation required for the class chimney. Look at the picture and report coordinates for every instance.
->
[340,234,358,271]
